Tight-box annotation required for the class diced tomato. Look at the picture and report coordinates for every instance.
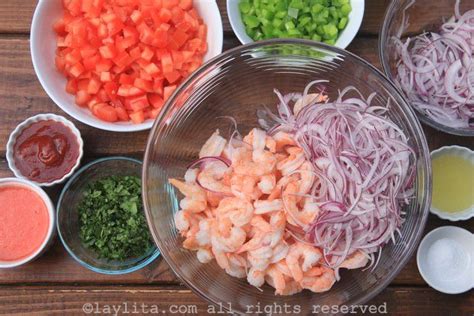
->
[119,73,135,85]
[141,46,154,61]
[117,85,145,97]
[99,44,117,58]
[144,62,160,75]
[128,94,149,111]
[69,62,85,77]
[100,71,112,82]
[163,84,177,101]
[161,52,173,74]
[150,107,161,119]
[92,103,118,122]
[134,78,153,92]
[103,81,118,100]
[159,8,172,23]
[115,106,129,121]
[179,0,193,10]
[55,0,208,124]
[153,79,164,95]
[171,7,184,25]
[75,90,91,106]
[162,0,179,9]
[66,78,78,94]
[83,54,101,71]
[87,76,102,94]
[164,70,181,84]
[149,93,164,109]
[130,110,145,124]
[55,56,66,72]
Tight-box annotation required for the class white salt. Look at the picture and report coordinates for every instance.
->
[426,238,470,281]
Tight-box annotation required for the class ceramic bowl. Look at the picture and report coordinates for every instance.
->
[0,177,55,268]
[227,0,365,49]
[30,0,223,132]
[6,113,83,187]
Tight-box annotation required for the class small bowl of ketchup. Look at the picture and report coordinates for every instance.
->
[0,177,55,268]
[7,113,83,186]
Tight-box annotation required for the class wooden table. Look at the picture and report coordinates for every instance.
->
[0,1,473,315]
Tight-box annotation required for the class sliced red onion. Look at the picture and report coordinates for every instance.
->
[260,84,414,270]
[393,0,474,128]
[187,156,231,170]
[188,156,232,195]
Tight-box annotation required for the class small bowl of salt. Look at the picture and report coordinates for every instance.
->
[417,226,474,294]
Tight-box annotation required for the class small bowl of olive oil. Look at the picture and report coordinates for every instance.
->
[430,146,474,221]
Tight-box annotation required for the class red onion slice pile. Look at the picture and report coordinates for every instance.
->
[261,83,415,272]
[393,0,474,129]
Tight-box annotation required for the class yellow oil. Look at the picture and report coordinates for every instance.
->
[432,154,474,213]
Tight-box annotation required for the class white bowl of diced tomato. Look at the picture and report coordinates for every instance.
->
[31,0,223,132]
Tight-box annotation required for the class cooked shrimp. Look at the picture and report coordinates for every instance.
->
[226,253,247,278]
[248,246,273,271]
[243,128,267,152]
[211,218,246,253]
[173,121,348,295]
[339,250,369,269]
[283,182,318,227]
[197,162,232,194]
[169,179,207,213]
[257,174,276,194]
[286,242,322,282]
[273,131,297,152]
[294,93,327,115]
[276,279,303,296]
[179,197,207,213]
[300,266,336,293]
[247,267,265,288]
[233,147,277,177]
[184,168,199,183]
[277,146,305,175]
[270,241,289,264]
[254,199,283,214]
[215,197,254,227]
[297,161,315,196]
[197,248,213,263]
[230,174,262,201]
[199,130,227,158]
[174,210,190,232]
[265,265,286,294]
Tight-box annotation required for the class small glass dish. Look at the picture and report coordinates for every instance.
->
[57,156,160,274]
[430,145,474,221]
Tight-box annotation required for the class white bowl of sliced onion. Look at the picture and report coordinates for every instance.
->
[379,0,474,136]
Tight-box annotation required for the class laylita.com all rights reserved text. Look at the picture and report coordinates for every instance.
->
[82,301,389,315]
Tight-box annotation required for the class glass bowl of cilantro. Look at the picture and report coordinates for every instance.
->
[57,157,160,274]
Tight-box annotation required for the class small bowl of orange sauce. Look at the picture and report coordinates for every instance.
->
[6,113,83,186]
[0,177,55,268]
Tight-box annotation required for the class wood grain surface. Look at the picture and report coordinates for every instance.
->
[0,0,473,315]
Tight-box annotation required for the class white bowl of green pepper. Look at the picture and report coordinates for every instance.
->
[227,0,364,49]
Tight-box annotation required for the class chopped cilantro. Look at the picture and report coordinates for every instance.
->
[78,175,153,261]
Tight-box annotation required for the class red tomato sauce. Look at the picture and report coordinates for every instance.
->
[13,120,80,183]
[0,185,50,261]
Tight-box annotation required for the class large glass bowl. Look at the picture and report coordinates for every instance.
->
[143,39,431,314]
[379,0,474,136]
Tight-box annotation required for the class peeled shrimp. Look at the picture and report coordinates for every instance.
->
[300,266,336,293]
[286,242,322,282]
[199,130,227,158]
